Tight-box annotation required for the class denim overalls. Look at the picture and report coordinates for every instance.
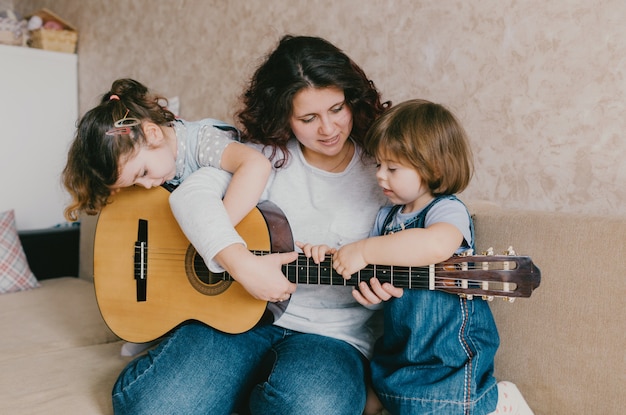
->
[371,196,500,415]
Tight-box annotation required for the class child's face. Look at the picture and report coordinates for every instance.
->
[375,157,433,214]
[112,143,177,191]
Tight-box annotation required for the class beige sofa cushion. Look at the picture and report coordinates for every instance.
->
[0,340,128,414]
[0,277,130,414]
[473,208,626,415]
[0,277,120,360]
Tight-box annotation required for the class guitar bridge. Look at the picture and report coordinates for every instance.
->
[134,219,148,302]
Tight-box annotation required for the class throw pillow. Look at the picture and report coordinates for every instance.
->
[0,210,40,294]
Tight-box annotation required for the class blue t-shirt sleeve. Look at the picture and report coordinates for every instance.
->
[425,198,472,253]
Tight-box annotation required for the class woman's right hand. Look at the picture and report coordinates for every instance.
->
[214,243,298,302]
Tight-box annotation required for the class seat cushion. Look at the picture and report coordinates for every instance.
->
[0,340,130,414]
[0,277,120,360]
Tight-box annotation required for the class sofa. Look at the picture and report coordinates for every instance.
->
[0,213,132,415]
[0,201,623,415]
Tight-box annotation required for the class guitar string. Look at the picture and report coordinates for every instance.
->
[135,247,520,292]
[143,247,520,268]
[141,249,520,270]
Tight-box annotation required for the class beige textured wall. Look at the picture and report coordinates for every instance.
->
[18,0,626,216]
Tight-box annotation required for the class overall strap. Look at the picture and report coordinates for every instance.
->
[381,205,403,233]
[382,195,475,249]
[382,195,474,251]
[382,196,457,233]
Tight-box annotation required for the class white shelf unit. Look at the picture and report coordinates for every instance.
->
[0,44,78,230]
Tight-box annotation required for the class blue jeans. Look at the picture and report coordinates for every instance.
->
[112,323,367,415]
[371,291,499,415]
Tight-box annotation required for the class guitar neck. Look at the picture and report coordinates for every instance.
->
[206,250,537,299]
[275,252,540,298]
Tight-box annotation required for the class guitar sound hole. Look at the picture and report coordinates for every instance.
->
[193,255,218,284]
[185,245,231,295]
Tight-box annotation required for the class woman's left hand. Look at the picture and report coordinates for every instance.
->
[352,277,403,306]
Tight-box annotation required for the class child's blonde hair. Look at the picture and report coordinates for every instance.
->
[364,99,474,195]
[62,79,175,221]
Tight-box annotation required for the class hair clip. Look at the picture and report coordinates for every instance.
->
[105,109,141,136]
[114,117,141,127]
[105,126,134,136]
[113,109,141,128]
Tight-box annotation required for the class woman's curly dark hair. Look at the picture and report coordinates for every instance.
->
[62,78,175,221]
[236,35,390,167]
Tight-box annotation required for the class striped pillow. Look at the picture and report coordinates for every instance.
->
[0,210,40,294]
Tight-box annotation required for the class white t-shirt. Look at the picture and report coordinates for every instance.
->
[170,139,387,357]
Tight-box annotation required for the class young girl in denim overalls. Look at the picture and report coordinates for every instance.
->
[299,99,533,415]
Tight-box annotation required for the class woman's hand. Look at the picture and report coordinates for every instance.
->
[332,240,403,306]
[352,277,403,306]
[215,244,297,302]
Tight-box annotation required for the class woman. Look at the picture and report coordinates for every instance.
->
[112,35,389,415]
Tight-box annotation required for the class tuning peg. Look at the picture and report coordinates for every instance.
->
[505,246,516,255]
[482,295,494,301]
[502,297,515,303]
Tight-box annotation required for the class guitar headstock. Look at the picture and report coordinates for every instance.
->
[435,247,541,301]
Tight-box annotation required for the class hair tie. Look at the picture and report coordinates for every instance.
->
[109,95,120,101]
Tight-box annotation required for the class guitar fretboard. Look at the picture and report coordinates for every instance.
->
[282,253,432,289]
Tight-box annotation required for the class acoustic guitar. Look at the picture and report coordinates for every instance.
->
[94,186,541,343]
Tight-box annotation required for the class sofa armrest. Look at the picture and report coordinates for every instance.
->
[18,225,80,280]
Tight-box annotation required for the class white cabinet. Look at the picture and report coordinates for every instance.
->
[0,44,77,229]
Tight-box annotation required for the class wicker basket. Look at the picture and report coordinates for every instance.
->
[29,27,77,53]
[27,8,77,53]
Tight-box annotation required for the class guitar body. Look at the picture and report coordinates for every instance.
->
[94,186,285,342]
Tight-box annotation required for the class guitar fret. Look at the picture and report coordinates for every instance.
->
[329,257,332,285]
[408,266,411,289]
[429,264,435,290]
[317,261,321,285]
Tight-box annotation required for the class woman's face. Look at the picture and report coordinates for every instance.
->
[289,87,353,167]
